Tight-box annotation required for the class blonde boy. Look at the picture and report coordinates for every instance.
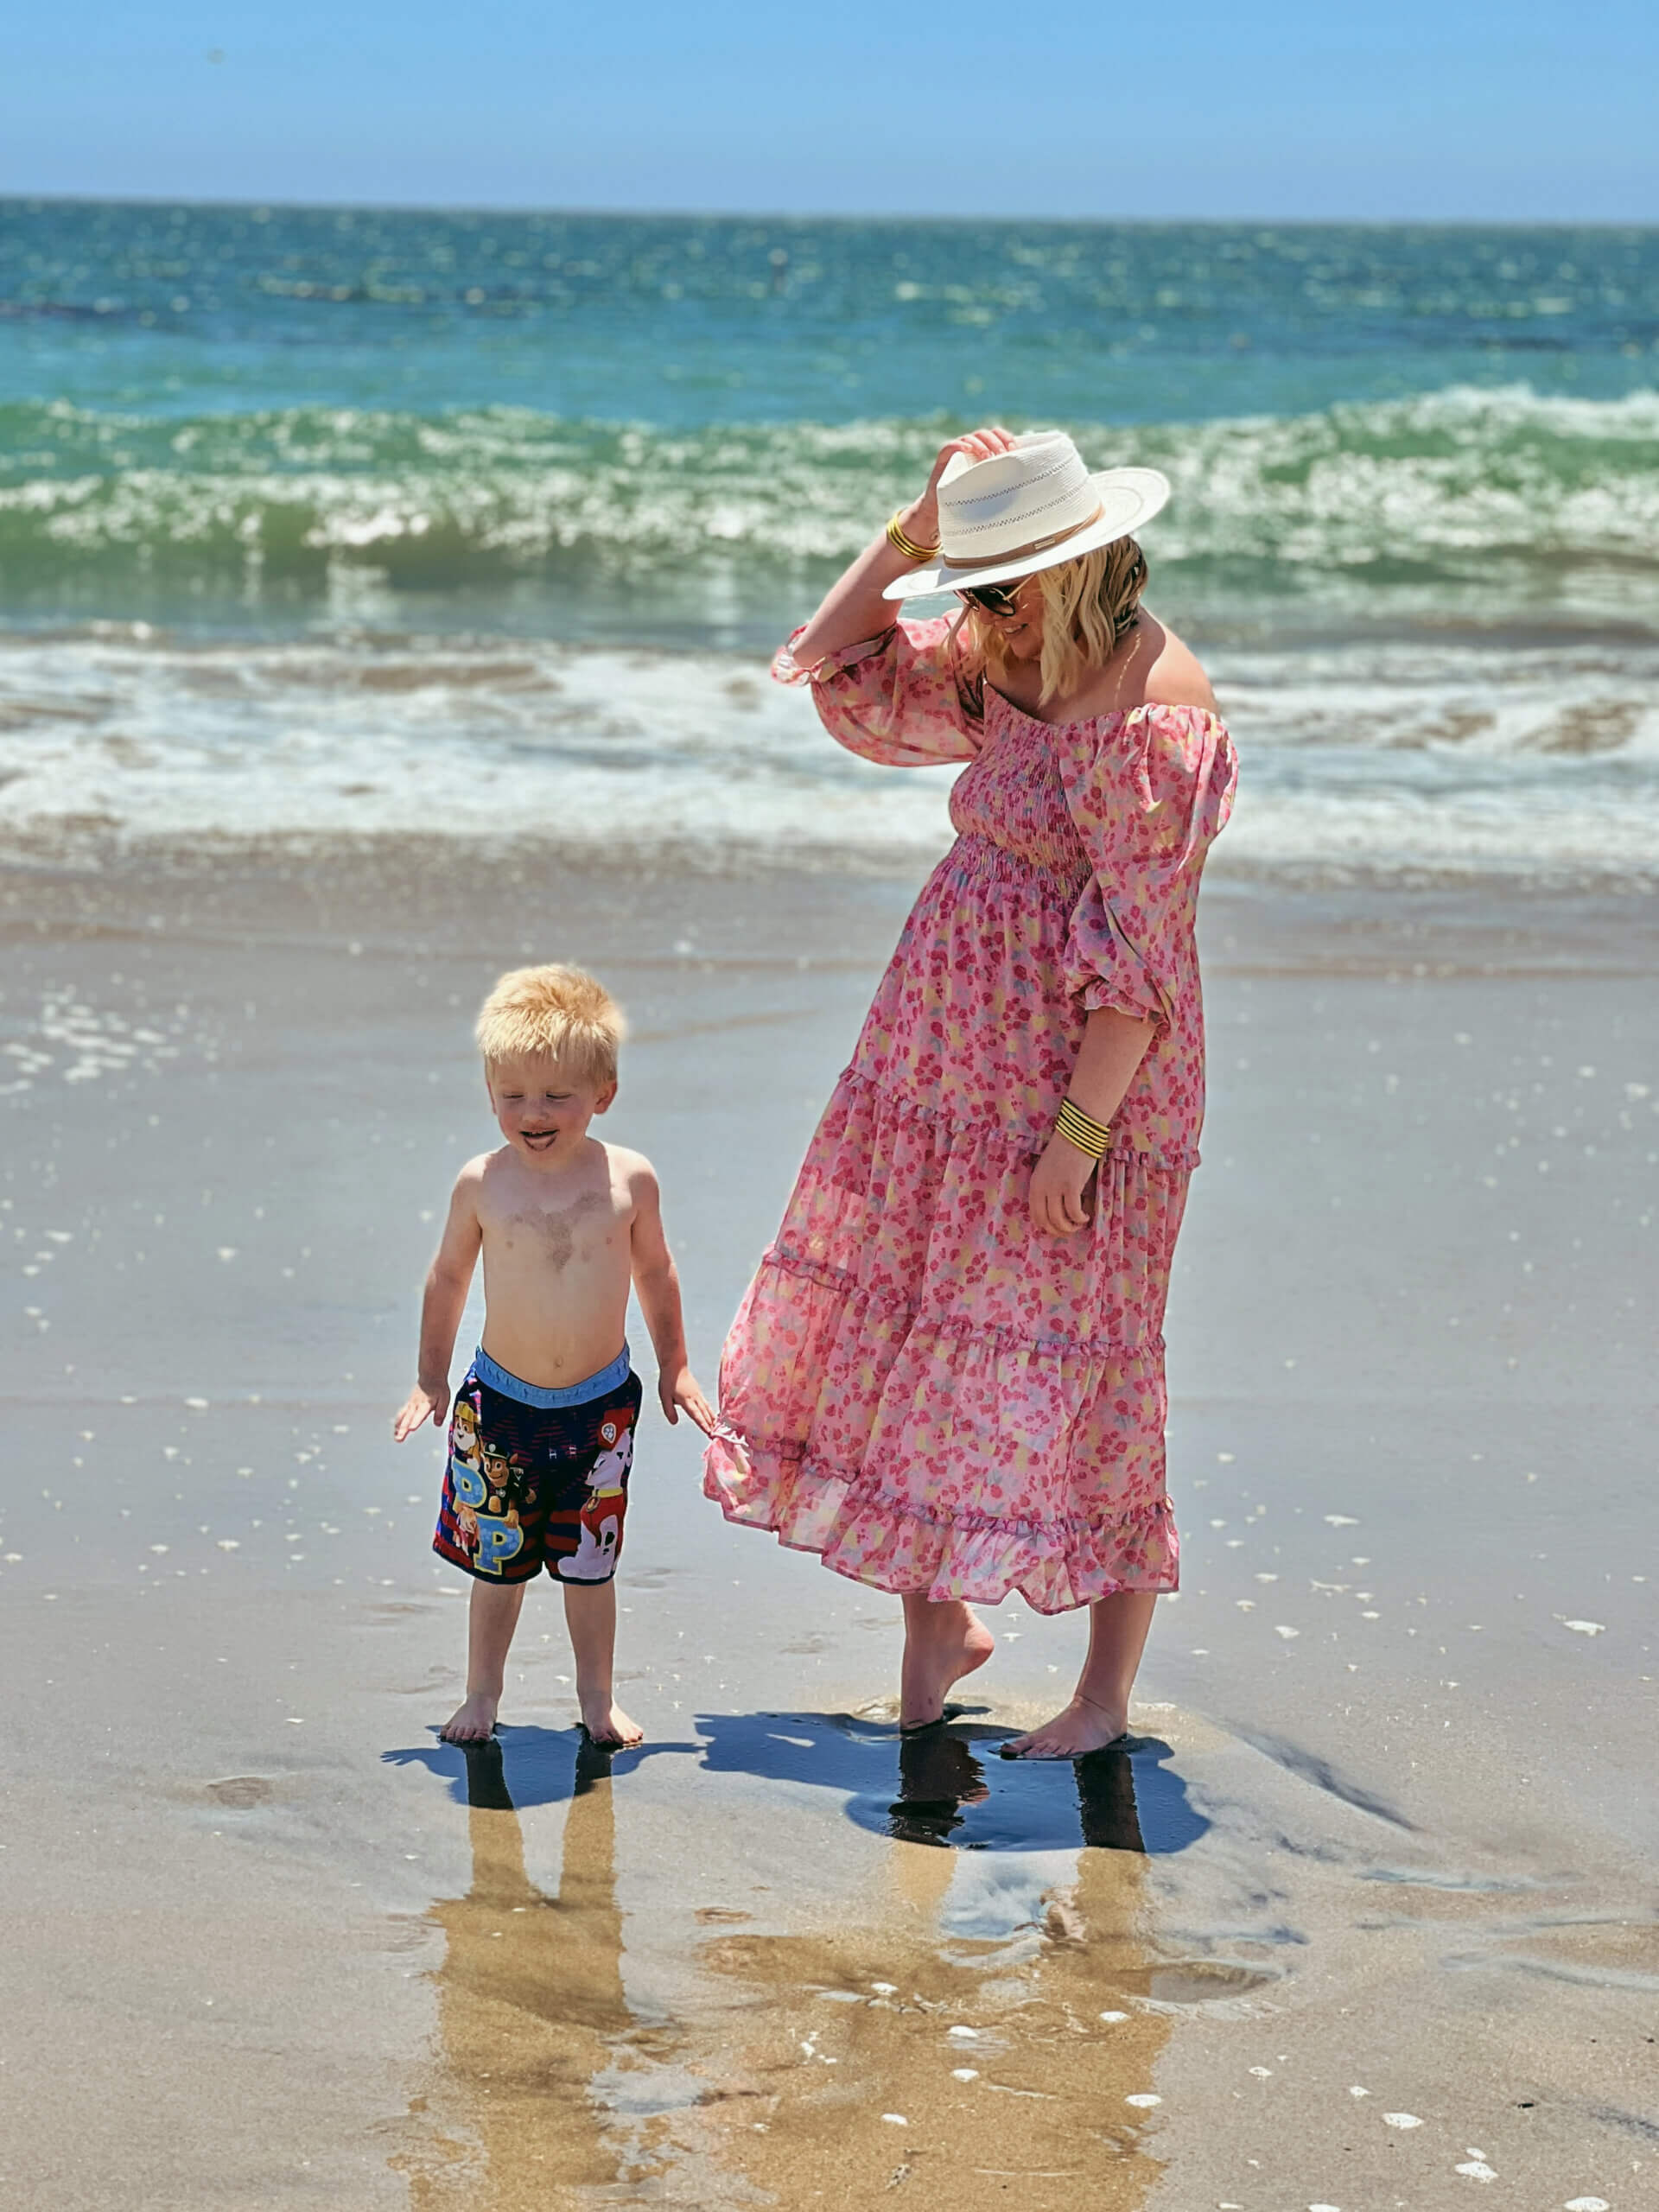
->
[394,963,713,1746]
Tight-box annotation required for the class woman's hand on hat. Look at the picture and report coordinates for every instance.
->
[903,424,1017,550]
[1029,1134,1095,1236]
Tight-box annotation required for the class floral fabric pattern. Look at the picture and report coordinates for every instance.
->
[702,616,1237,1615]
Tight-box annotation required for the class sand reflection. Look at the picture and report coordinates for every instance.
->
[411,1727,1177,2209]
[412,1735,631,2209]
[680,1737,1173,2210]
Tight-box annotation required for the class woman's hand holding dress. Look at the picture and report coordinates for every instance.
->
[1029,1137,1095,1234]
[1028,1003,1158,1234]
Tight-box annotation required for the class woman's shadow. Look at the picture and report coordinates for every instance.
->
[694,1711,1210,1853]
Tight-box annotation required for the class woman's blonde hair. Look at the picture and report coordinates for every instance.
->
[957,535,1148,708]
[475,963,626,1085]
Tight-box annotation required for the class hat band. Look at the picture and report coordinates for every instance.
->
[938,502,1105,574]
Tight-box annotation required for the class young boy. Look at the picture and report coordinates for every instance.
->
[393,963,714,1747]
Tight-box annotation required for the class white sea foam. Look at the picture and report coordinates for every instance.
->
[2,626,1656,886]
[8,386,1659,616]
[0,631,957,870]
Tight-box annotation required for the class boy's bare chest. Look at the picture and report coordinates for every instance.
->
[481,1185,628,1279]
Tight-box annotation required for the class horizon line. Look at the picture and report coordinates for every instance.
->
[4,188,1656,232]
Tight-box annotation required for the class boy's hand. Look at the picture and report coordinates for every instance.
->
[393,1381,449,1442]
[660,1367,716,1435]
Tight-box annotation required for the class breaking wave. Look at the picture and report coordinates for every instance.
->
[3,385,1657,622]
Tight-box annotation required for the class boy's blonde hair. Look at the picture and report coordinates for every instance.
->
[959,536,1149,705]
[474,963,626,1087]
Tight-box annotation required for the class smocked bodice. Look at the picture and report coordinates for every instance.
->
[947,705,1091,886]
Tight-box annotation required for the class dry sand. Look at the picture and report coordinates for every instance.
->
[2,845,1654,2210]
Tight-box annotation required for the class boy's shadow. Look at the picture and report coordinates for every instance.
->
[695,1711,1210,1853]
[383,1726,698,1810]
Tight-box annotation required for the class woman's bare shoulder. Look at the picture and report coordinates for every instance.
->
[1140,617,1218,714]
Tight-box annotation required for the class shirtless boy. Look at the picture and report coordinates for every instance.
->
[393,963,714,1747]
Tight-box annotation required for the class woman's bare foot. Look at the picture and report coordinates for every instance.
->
[1001,1692,1127,1761]
[580,1694,644,1749]
[440,1690,499,1743]
[899,1598,995,1731]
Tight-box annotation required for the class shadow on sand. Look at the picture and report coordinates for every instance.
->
[694,1709,1211,1853]
[385,1710,1207,1855]
[384,1726,695,1808]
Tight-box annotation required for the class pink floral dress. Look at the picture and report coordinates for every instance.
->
[702,616,1238,1615]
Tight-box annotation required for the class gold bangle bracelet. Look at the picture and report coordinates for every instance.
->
[1059,1096,1109,1141]
[887,510,939,563]
[1055,1098,1110,1160]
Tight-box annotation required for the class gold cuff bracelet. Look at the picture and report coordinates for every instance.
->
[1055,1098,1111,1160]
[886,510,939,563]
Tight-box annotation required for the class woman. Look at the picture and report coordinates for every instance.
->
[702,427,1236,1759]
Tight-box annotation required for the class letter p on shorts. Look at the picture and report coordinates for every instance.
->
[474,1518,524,1574]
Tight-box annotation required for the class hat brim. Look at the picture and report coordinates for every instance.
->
[882,467,1170,601]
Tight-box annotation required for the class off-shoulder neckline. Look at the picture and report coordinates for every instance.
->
[987,683,1225,734]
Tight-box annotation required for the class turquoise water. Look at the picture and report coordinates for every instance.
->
[3,201,1657,878]
[5,202,1658,641]
[10,206,1654,425]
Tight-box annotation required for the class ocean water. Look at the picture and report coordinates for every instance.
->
[3,201,1658,881]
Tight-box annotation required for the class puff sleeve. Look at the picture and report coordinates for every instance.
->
[1054,705,1238,1040]
[771,616,982,767]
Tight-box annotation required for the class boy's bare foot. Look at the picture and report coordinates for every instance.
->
[580,1696,643,1749]
[899,1599,995,1732]
[440,1690,499,1743]
[1001,1692,1127,1761]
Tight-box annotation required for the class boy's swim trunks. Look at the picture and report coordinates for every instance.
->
[433,1345,641,1585]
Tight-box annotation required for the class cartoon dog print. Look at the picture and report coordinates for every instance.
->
[461,1434,536,1578]
[557,1408,632,1582]
[449,1396,484,1477]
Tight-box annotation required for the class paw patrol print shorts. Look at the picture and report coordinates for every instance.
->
[433,1344,642,1585]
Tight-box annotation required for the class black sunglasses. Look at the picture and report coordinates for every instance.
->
[957,581,1022,619]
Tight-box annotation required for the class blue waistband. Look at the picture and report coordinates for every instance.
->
[471,1343,632,1408]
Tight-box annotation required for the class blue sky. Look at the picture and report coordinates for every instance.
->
[6,1,1656,221]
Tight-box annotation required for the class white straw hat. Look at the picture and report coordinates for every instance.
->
[883,429,1169,601]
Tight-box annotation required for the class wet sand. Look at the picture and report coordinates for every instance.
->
[2,846,1655,2210]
